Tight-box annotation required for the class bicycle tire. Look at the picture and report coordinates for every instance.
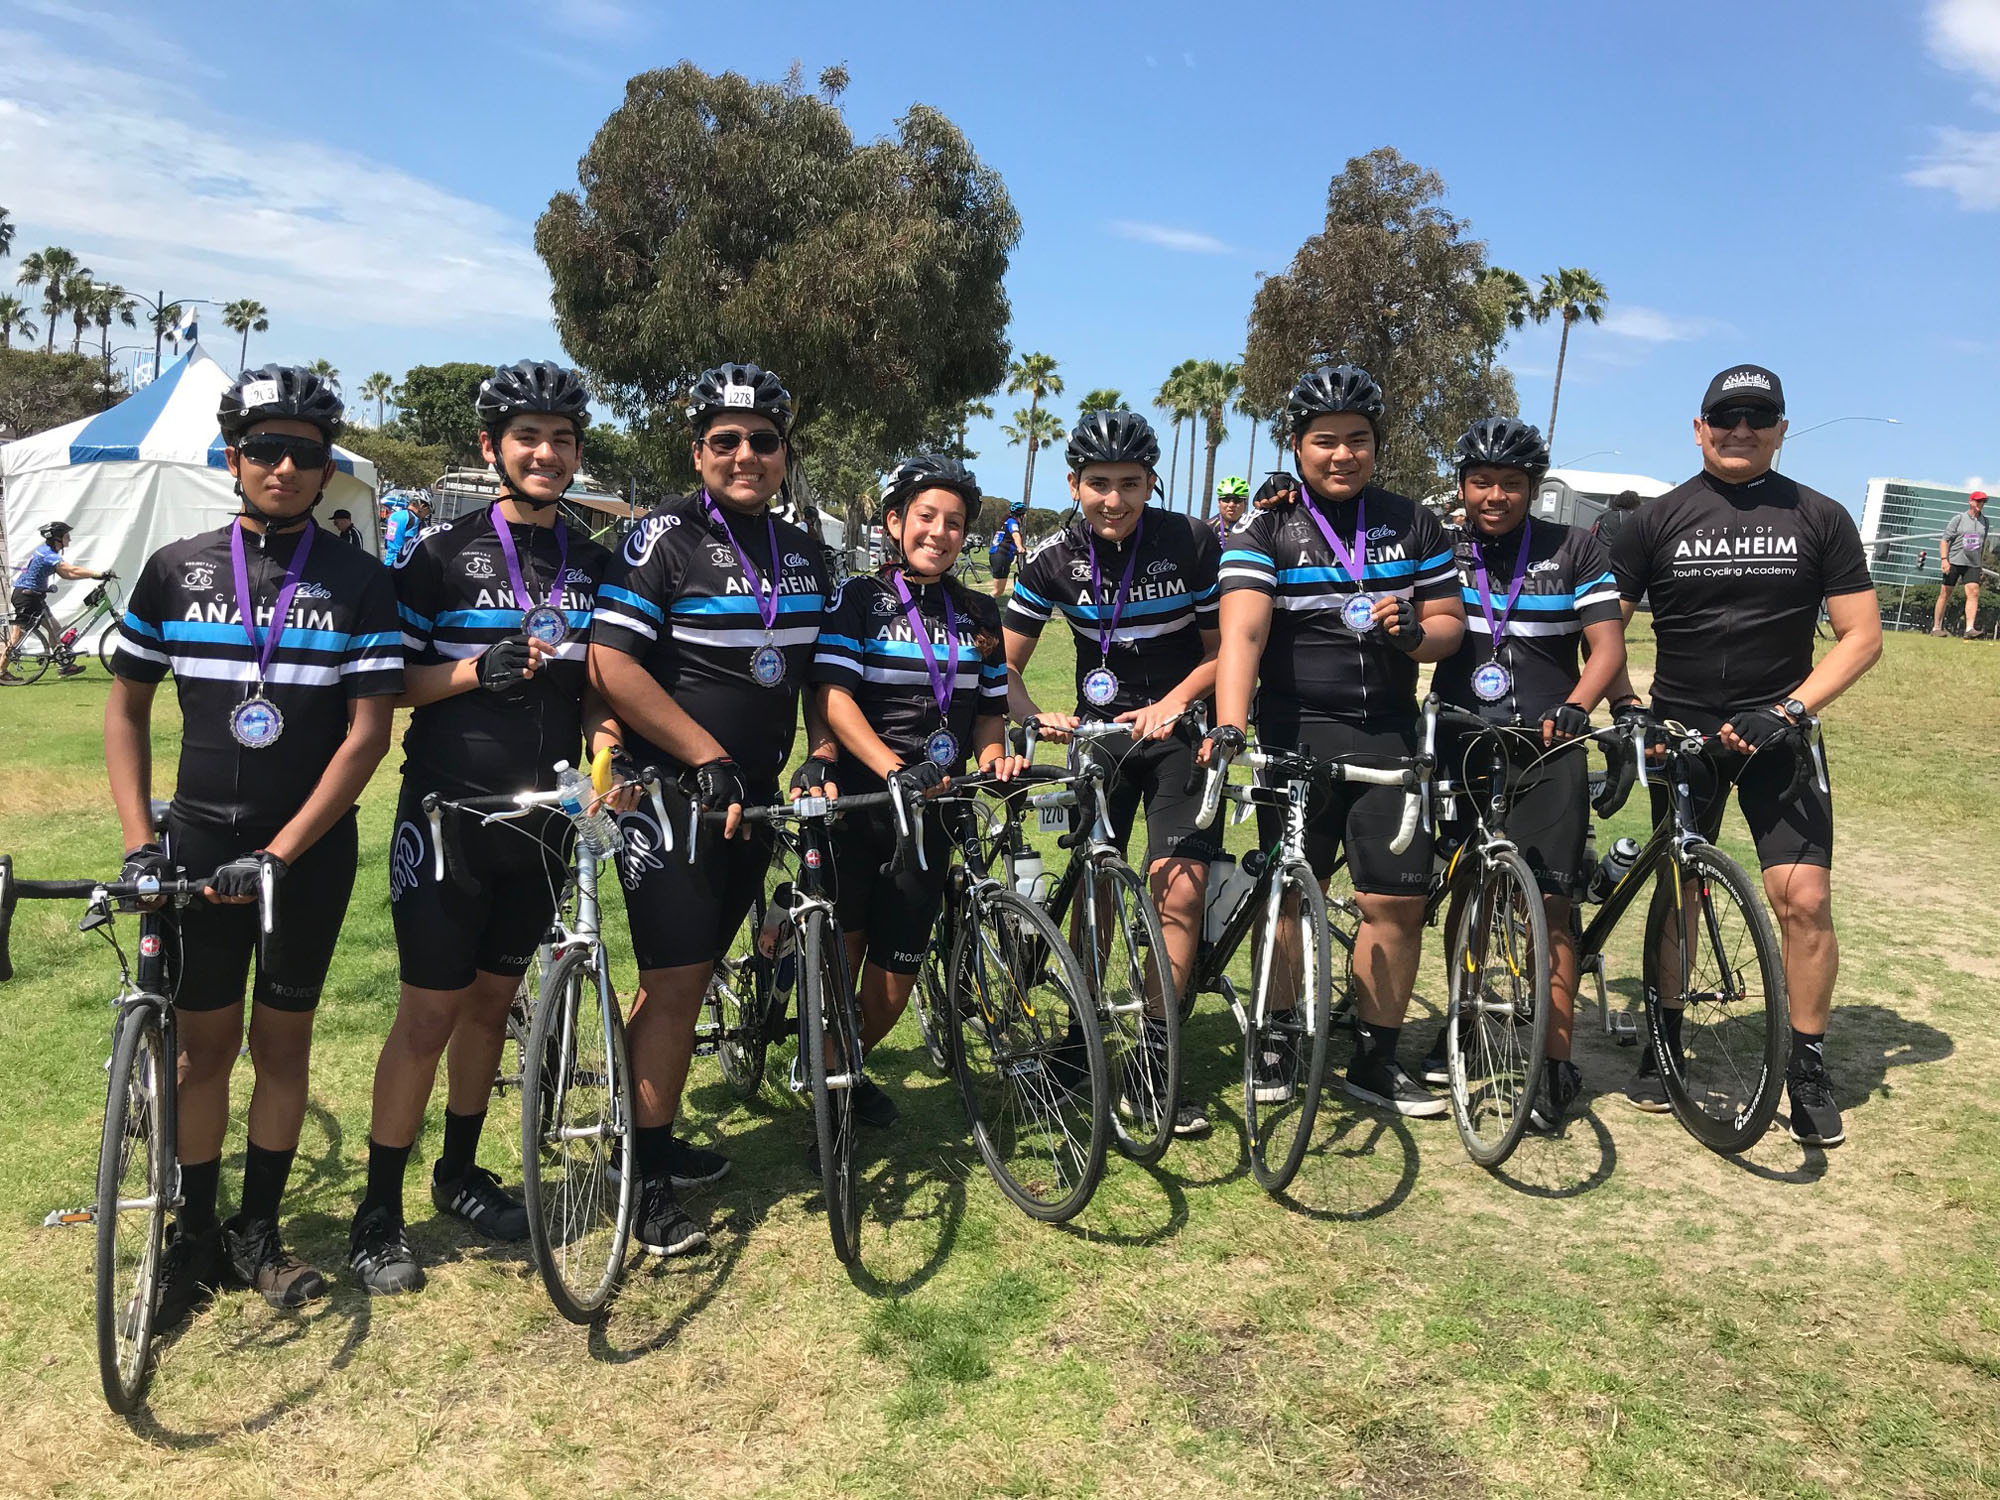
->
[802,911,862,1263]
[912,921,955,1073]
[1444,848,1552,1169]
[1084,855,1180,1166]
[1242,861,1333,1194]
[521,948,633,1323]
[947,886,1108,1221]
[4,618,53,685]
[96,1005,167,1413]
[1642,843,1787,1154]
[710,889,772,1100]
[98,620,120,675]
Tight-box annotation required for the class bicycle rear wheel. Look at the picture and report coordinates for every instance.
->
[912,924,955,1072]
[1083,856,1179,1166]
[802,911,863,1263]
[708,889,773,1100]
[98,620,121,675]
[521,948,633,1323]
[947,887,1108,1221]
[1444,849,1551,1168]
[1642,844,1786,1154]
[4,619,53,685]
[96,1005,167,1413]
[1242,861,1333,1194]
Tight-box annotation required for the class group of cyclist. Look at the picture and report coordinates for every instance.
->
[90,344,1878,1331]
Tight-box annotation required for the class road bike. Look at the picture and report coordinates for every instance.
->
[2,574,123,685]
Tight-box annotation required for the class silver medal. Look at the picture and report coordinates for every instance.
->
[1471,661,1512,702]
[925,729,959,767]
[229,693,285,749]
[522,604,569,646]
[750,642,787,688]
[1082,666,1118,707]
[1341,593,1378,634]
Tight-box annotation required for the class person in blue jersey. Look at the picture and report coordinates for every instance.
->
[382,492,430,566]
[348,361,624,1295]
[106,366,402,1326]
[589,362,834,1257]
[810,455,1023,1139]
[1209,364,1465,1117]
[1004,411,1222,1136]
[3,520,112,678]
[987,497,1027,598]
[1416,418,1625,1132]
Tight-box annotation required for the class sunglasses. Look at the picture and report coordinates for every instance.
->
[237,433,332,469]
[700,430,785,456]
[1703,406,1783,432]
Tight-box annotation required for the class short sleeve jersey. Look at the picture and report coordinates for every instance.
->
[1004,509,1221,720]
[589,494,827,785]
[990,514,1025,557]
[1433,519,1621,725]
[394,506,612,797]
[812,574,1008,789]
[112,521,403,836]
[15,543,64,594]
[384,507,422,566]
[1609,470,1874,717]
[1217,484,1457,726]
[1944,510,1991,567]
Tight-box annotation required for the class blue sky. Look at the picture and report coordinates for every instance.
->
[4,0,1996,511]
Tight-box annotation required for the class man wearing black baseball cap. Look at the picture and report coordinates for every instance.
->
[1605,363,1882,1147]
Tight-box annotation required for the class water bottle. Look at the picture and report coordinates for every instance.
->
[553,760,620,857]
[1012,846,1048,904]
[1588,836,1641,903]
[1202,854,1259,945]
[60,625,78,646]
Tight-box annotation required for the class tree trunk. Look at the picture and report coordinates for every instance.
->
[1547,312,1573,456]
[1200,423,1220,521]
[1166,418,1181,503]
[1021,393,1040,507]
[239,327,251,370]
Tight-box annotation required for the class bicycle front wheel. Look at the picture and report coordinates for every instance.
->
[1084,856,1179,1166]
[96,1005,167,1413]
[98,622,121,675]
[1445,849,1552,1169]
[1243,861,1333,1194]
[947,887,1109,1221]
[912,916,956,1073]
[710,889,773,1101]
[521,948,633,1323]
[4,619,53,685]
[1643,843,1787,1154]
[802,911,863,1263]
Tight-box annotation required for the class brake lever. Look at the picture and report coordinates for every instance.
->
[423,793,445,883]
[643,770,674,856]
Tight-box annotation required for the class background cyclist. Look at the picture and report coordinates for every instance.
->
[1214,476,1249,540]
[987,497,1027,599]
[1932,489,1989,638]
[4,520,112,679]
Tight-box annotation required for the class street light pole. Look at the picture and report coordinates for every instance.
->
[1552,448,1621,469]
[134,290,220,373]
[1782,415,1901,442]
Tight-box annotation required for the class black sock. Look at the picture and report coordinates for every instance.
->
[1659,1007,1684,1059]
[436,1107,486,1184]
[634,1124,674,1180]
[178,1158,221,1235]
[361,1138,413,1221]
[239,1142,296,1225]
[1354,1022,1401,1064]
[1790,1028,1826,1074]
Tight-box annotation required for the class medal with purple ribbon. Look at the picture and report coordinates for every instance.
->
[489,503,571,646]
[701,490,787,689]
[226,519,316,749]
[891,570,960,766]
[1083,516,1143,708]
[1469,518,1533,703]
[1299,488,1376,633]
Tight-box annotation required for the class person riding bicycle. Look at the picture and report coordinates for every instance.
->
[987,498,1027,599]
[1215,476,1249,541]
[348,360,622,1295]
[1208,363,1465,1117]
[1003,410,1223,1136]
[105,365,402,1325]
[588,361,834,1256]
[1419,416,1626,1131]
[810,454,1024,1142]
[4,520,111,680]
[1606,363,1881,1145]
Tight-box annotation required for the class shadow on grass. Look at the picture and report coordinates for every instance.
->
[1058,1157,1190,1249]
[1489,1102,1618,1199]
[1276,1098,1420,1222]
[586,1194,761,1365]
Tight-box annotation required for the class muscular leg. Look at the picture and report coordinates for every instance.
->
[1933,582,1950,633]
[1762,861,1836,1035]
[444,971,521,1118]
[370,983,472,1150]
[628,963,714,1129]
[858,966,918,1051]
[1352,893,1426,1027]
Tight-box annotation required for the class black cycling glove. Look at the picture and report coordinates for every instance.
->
[208,850,286,901]
[477,635,536,693]
[890,760,945,798]
[120,843,169,887]
[1726,704,1795,751]
[1540,702,1593,740]
[691,758,744,813]
[1203,725,1248,762]
[790,757,840,797]
[1376,596,1425,653]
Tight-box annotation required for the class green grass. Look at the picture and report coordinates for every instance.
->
[1,617,1997,1498]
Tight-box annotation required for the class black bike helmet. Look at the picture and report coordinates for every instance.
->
[1065,410,1160,471]
[217,364,345,441]
[1283,363,1385,440]
[1453,416,1550,477]
[475,359,591,435]
[880,453,981,522]
[38,520,72,542]
[686,362,793,436]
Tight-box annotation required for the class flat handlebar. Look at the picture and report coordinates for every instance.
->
[0,855,268,985]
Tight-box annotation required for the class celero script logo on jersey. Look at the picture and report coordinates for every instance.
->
[614,807,669,889]
[1366,524,1399,542]
[784,552,812,569]
[561,567,594,587]
[1720,369,1772,394]
[463,554,496,580]
[294,581,334,600]
[621,513,678,567]
[183,561,216,590]
[388,820,424,904]
[1146,558,1176,577]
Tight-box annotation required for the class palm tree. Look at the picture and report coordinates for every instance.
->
[1002,406,1067,507]
[1530,267,1608,455]
[0,207,13,260]
[360,371,394,427]
[223,298,270,368]
[306,358,341,394]
[86,282,137,365]
[64,273,100,353]
[953,396,993,460]
[1191,360,1241,520]
[1477,266,1534,339]
[1004,352,1063,508]
[148,301,183,353]
[0,294,36,349]
[16,247,85,352]
[1155,359,1200,510]
[1076,387,1122,416]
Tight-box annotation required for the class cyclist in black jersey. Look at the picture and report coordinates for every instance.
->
[1210,364,1465,1118]
[348,361,626,1295]
[811,455,1024,1135]
[1214,476,1249,542]
[1004,410,1221,1136]
[1606,364,1882,1146]
[588,362,835,1256]
[106,366,402,1326]
[1419,418,1626,1131]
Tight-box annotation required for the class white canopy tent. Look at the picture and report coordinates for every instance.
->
[1,349,379,645]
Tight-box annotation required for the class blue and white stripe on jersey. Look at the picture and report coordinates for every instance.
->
[1220,545,1456,608]
[1004,580,1211,643]
[118,607,400,685]
[814,629,1009,700]
[1460,568,1618,638]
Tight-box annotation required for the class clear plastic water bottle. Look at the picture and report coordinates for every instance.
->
[1012,846,1048,904]
[553,760,620,857]
[1588,836,1641,903]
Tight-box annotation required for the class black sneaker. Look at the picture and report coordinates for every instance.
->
[1172,1098,1211,1137]
[1622,1047,1673,1113]
[1252,1029,1297,1105]
[155,1221,225,1331]
[1417,1025,1453,1086]
[349,1205,424,1295]
[1528,1060,1584,1135]
[222,1214,328,1309]
[663,1133,731,1190]
[1787,1064,1845,1147]
[1344,1055,1447,1118]
[634,1175,709,1257]
[853,1076,900,1130]
[431,1163,530,1241]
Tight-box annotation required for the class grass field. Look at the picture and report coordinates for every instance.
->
[1,613,1996,1499]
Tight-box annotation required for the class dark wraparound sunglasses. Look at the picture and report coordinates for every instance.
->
[237,433,332,469]
[1703,406,1783,432]
[700,430,785,456]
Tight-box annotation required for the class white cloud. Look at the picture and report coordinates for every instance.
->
[1926,0,2000,86]
[1109,220,1236,255]
[0,29,553,333]
[1966,474,1991,491]
[554,0,637,36]
[1597,305,1729,343]
[1908,126,2000,208]
[1911,2,2000,208]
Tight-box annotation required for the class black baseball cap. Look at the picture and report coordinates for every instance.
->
[331,509,352,520]
[1701,364,1784,416]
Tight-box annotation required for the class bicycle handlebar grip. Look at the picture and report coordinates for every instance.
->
[1593,737,1637,819]
[0,855,15,984]
[1389,788,1421,856]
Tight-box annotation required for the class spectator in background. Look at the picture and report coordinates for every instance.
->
[1932,490,1990,639]
[330,510,363,548]
[1591,489,1644,553]
[382,493,431,567]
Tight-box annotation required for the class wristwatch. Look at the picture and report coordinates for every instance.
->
[1779,697,1808,721]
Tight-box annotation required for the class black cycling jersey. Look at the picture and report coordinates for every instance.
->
[590,492,828,783]
[395,505,611,797]
[1217,483,1456,726]
[112,520,402,837]
[1433,518,1621,725]
[812,574,1008,788]
[1609,469,1873,716]
[1003,508,1220,719]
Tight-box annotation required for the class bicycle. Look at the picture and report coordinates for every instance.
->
[0,840,264,1413]
[2,573,123,685]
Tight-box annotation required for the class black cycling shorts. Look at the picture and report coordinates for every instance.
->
[388,781,570,991]
[1077,729,1222,866]
[1252,713,1430,895]
[1650,702,1833,871]
[988,549,1014,581]
[8,589,48,629]
[833,802,957,975]
[613,787,776,971]
[165,809,358,1014]
[1438,733,1589,898]
[1944,564,1981,587]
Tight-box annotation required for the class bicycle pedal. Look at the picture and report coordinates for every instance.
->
[42,1207,94,1228]
[692,1042,718,1058]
